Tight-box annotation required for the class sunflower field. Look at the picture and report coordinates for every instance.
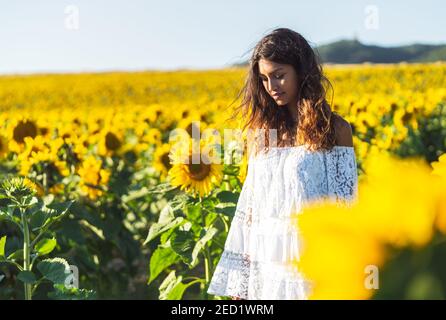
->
[1,63,446,300]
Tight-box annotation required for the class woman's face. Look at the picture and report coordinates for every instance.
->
[258,59,299,107]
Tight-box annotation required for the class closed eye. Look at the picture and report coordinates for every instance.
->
[260,74,284,81]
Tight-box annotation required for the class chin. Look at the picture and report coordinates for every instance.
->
[275,100,288,106]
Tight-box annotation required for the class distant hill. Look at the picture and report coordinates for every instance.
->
[233,39,446,65]
[316,39,446,64]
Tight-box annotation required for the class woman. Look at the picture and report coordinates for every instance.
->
[207,28,358,300]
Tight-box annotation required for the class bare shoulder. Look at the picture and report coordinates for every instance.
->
[332,114,353,147]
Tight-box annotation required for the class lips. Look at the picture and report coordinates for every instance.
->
[272,92,284,98]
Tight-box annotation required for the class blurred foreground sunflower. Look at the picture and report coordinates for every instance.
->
[295,153,446,300]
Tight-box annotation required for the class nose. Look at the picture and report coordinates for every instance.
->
[267,78,279,93]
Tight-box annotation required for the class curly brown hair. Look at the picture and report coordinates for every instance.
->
[228,28,341,156]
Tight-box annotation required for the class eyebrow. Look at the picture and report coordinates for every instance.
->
[259,67,284,76]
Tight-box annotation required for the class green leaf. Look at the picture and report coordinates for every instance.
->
[48,284,97,300]
[170,193,189,212]
[121,187,151,203]
[0,206,14,221]
[170,230,196,266]
[158,270,200,300]
[35,237,57,256]
[223,167,239,176]
[17,271,37,284]
[144,217,184,245]
[147,182,178,194]
[159,271,186,300]
[0,208,10,223]
[159,202,175,223]
[186,204,202,223]
[216,191,239,204]
[0,236,6,257]
[172,226,219,269]
[30,209,47,231]
[167,281,190,300]
[148,245,180,285]
[204,212,219,228]
[37,258,70,284]
[26,198,45,217]
[143,204,185,245]
[160,227,176,245]
[192,227,218,265]
[214,203,236,216]
[40,200,75,229]
[7,249,23,261]
[79,220,105,240]
[201,197,216,209]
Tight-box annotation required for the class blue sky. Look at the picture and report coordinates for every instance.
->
[0,0,445,74]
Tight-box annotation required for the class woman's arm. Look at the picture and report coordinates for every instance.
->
[333,115,353,147]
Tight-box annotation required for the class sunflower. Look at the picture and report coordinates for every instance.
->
[168,138,223,198]
[18,136,47,161]
[64,134,89,164]
[153,143,173,180]
[23,177,44,197]
[18,138,69,178]
[142,128,163,146]
[48,183,65,195]
[12,119,38,143]
[97,129,125,157]
[176,118,210,140]
[77,156,111,200]
[6,117,39,154]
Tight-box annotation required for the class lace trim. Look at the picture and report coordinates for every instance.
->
[207,251,250,299]
[207,250,312,300]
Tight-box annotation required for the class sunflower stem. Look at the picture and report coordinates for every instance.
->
[42,171,48,195]
[21,208,32,300]
[203,249,211,300]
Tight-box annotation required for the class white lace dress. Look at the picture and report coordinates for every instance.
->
[207,145,359,300]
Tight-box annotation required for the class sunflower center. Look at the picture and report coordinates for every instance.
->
[105,132,121,151]
[402,112,413,125]
[188,156,211,181]
[40,127,49,135]
[161,152,172,170]
[13,120,38,143]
